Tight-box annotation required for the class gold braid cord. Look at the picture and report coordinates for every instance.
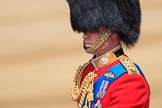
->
[86,28,111,53]
[72,63,95,108]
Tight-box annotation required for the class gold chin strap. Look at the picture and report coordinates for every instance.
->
[86,28,111,53]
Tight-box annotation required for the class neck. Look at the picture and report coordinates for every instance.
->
[94,44,122,57]
[93,44,122,58]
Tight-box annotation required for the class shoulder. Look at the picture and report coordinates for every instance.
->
[107,56,150,107]
[105,55,149,91]
[95,56,150,107]
[118,55,141,75]
[104,55,142,80]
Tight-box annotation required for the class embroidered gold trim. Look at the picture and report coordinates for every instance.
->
[119,55,140,75]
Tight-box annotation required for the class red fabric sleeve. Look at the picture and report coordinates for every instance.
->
[107,73,150,108]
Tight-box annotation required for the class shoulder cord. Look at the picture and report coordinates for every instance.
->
[72,63,95,108]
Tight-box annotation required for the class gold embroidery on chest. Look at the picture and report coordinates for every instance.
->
[104,72,115,79]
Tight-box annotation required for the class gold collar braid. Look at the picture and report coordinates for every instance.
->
[86,28,111,53]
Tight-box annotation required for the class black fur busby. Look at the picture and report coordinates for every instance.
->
[67,0,141,47]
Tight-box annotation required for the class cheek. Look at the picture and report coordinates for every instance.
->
[91,38,98,44]
[91,34,100,42]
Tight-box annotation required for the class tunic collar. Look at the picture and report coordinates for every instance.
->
[91,44,123,69]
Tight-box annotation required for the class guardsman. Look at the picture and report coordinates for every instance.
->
[67,0,150,108]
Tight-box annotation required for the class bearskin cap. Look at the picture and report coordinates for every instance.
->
[67,0,141,47]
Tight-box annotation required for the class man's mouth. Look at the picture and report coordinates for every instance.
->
[85,43,92,48]
[84,41,93,48]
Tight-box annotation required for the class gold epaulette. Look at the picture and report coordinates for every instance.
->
[119,55,141,75]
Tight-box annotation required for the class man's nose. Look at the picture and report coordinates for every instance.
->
[82,33,89,39]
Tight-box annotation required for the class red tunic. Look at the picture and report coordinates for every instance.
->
[80,57,150,108]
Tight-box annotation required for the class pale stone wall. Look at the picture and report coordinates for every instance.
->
[0,0,162,108]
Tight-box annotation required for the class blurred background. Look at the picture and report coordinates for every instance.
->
[0,0,161,108]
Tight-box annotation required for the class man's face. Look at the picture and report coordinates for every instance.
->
[82,28,121,57]
[82,28,103,50]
